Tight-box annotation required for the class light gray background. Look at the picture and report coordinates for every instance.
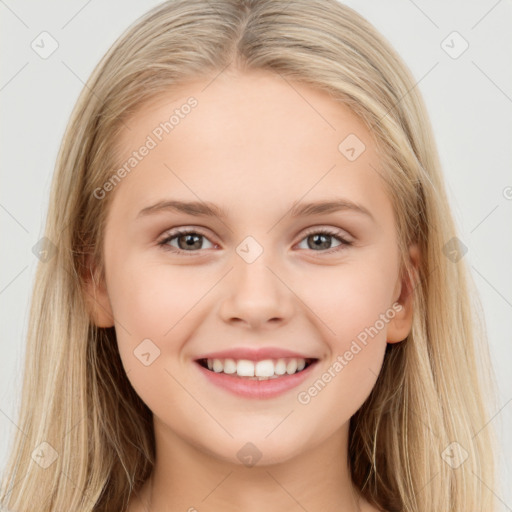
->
[1,0,511,509]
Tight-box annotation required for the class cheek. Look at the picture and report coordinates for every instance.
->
[298,257,398,345]
[292,255,397,412]
[294,263,393,432]
[107,261,202,412]
[109,258,205,340]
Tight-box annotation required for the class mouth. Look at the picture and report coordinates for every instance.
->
[194,356,320,399]
[195,357,318,380]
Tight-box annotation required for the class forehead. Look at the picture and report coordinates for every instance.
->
[108,69,390,224]
[118,69,375,157]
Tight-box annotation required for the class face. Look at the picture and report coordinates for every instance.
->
[87,69,416,466]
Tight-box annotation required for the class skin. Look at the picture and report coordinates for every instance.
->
[85,68,419,512]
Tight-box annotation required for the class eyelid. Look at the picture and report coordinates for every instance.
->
[300,225,353,242]
[157,226,216,249]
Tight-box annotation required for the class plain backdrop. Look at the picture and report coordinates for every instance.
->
[1,0,511,509]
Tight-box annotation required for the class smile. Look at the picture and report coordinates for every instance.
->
[197,357,316,379]
[194,357,319,399]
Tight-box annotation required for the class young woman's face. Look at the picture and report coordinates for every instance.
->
[90,69,415,466]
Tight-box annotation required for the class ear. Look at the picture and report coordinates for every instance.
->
[82,255,115,328]
[387,244,420,343]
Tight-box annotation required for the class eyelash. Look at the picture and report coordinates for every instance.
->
[157,227,353,256]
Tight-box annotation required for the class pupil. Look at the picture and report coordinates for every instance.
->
[310,234,331,250]
[179,234,201,250]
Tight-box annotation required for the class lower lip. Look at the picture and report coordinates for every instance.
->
[194,361,318,399]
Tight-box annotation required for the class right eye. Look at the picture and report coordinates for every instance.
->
[158,229,216,254]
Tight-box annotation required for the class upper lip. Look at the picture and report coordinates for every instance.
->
[194,347,319,362]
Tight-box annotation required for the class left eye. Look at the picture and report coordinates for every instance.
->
[158,228,351,254]
[296,230,350,252]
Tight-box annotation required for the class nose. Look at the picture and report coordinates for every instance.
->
[218,254,294,330]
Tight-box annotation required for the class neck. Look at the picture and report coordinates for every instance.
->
[134,417,363,512]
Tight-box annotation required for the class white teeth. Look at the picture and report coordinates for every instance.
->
[274,359,287,375]
[255,359,274,377]
[202,357,311,379]
[223,358,237,374]
[286,359,297,375]
[237,360,255,377]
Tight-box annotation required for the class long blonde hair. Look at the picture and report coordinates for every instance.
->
[0,1,498,510]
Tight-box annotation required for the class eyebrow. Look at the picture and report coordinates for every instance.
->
[137,197,374,221]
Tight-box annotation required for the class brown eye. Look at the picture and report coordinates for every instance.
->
[159,229,215,253]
